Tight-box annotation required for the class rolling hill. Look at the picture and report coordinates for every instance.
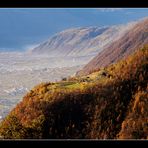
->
[0,45,147,139]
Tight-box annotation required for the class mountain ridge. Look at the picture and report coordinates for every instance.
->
[30,22,137,58]
[77,17,148,76]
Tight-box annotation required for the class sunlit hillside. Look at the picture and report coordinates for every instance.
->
[0,45,147,139]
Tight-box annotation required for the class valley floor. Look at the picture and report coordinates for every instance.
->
[0,52,90,120]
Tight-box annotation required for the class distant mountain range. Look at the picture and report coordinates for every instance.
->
[77,17,148,76]
[30,21,137,58]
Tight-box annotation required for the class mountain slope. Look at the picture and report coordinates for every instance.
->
[0,45,147,139]
[77,18,148,76]
[30,23,136,57]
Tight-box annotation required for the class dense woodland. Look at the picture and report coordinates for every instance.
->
[0,45,147,139]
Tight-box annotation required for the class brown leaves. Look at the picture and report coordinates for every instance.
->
[0,45,148,139]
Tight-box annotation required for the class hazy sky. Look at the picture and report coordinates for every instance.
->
[0,8,148,51]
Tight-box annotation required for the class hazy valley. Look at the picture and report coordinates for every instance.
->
[0,20,137,120]
[0,52,86,120]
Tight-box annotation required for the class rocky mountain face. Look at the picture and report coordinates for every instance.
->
[77,18,148,76]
